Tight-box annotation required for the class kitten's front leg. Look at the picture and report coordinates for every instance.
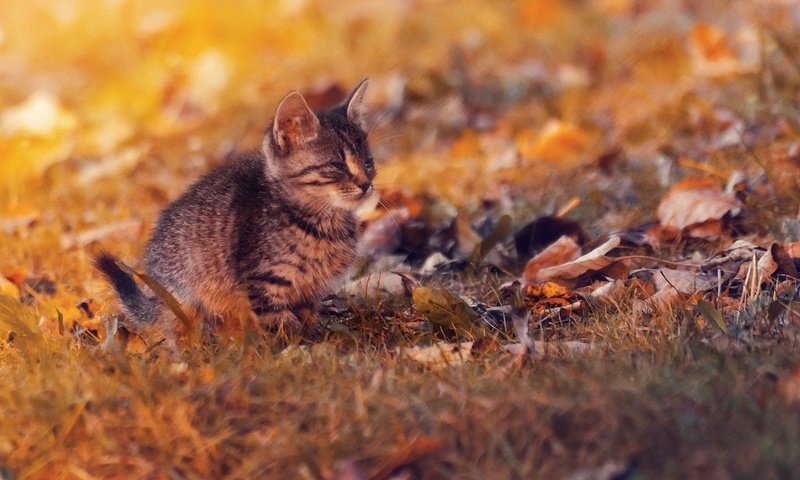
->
[255,309,302,336]
[292,301,320,331]
[246,282,303,335]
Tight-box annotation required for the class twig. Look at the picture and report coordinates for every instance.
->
[614,255,704,268]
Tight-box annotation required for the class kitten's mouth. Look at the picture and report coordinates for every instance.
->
[355,189,380,218]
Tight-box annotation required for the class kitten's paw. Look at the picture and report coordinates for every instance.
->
[256,311,303,338]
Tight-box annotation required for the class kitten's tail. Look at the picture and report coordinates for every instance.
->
[94,251,158,327]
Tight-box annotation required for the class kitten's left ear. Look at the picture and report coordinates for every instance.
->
[344,78,369,131]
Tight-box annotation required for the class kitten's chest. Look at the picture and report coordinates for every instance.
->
[293,235,357,293]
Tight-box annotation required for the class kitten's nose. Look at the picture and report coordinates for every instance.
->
[358,181,371,193]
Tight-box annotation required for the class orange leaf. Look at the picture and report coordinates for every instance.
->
[517,120,590,163]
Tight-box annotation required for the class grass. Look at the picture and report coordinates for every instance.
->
[3,328,800,479]
[3,0,800,478]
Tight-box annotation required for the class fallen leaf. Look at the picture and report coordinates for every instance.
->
[654,268,715,294]
[632,268,715,313]
[517,120,591,163]
[342,272,406,298]
[503,340,592,357]
[534,235,622,286]
[402,341,474,368]
[420,252,450,276]
[585,279,621,299]
[523,235,581,285]
[786,242,800,259]
[525,281,582,316]
[689,22,759,77]
[772,243,799,278]
[527,282,570,299]
[656,177,742,237]
[412,287,482,337]
[756,244,779,284]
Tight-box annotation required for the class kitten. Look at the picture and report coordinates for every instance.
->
[95,79,375,350]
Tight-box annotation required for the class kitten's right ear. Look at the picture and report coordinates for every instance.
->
[272,91,320,153]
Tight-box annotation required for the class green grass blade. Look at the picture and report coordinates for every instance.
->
[697,300,729,335]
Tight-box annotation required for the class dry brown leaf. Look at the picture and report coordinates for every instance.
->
[586,279,621,299]
[772,244,799,278]
[503,340,592,357]
[757,245,779,284]
[656,177,742,237]
[523,235,581,285]
[402,341,474,368]
[533,235,621,285]
[654,268,715,294]
[633,287,685,315]
[785,242,800,259]
[633,268,714,314]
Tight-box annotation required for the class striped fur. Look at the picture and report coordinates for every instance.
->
[96,80,374,346]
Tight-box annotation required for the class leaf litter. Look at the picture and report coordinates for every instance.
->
[2,0,800,478]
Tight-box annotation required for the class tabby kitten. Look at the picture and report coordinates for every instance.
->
[96,79,374,350]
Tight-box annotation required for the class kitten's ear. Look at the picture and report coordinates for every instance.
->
[344,78,369,131]
[272,91,320,152]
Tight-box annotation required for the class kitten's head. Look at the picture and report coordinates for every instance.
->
[263,79,375,210]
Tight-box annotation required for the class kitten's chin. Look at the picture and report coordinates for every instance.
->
[354,190,380,219]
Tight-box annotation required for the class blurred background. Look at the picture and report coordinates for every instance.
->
[1,0,799,293]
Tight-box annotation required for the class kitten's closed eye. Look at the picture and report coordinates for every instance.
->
[329,159,349,172]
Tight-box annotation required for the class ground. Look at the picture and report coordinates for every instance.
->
[2,1,800,478]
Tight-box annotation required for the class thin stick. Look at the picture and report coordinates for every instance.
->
[613,255,704,268]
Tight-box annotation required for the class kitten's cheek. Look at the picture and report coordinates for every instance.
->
[326,188,350,208]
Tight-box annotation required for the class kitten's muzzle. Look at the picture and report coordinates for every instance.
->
[358,181,371,194]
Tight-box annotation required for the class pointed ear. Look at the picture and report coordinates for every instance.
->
[272,91,320,152]
[344,78,369,131]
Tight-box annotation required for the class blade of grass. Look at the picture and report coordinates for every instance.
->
[115,260,198,342]
[698,300,729,335]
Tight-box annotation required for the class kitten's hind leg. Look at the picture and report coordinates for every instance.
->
[123,300,181,356]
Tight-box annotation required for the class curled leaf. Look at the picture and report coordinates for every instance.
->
[534,235,622,285]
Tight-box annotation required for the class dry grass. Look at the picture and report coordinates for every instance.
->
[3,324,800,478]
[3,0,800,478]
